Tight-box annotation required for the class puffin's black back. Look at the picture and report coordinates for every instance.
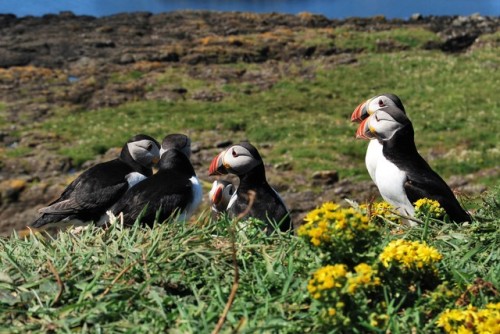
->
[111,149,196,227]
[31,159,136,227]
[383,124,471,222]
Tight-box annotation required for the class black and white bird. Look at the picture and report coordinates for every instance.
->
[208,179,235,219]
[30,134,161,229]
[353,93,471,223]
[110,148,202,227]
[208,141,292,233]
[351,93,407,186]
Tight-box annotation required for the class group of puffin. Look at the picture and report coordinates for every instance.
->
[30,93,470,233]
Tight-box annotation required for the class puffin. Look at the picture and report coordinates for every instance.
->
[208,141,292,233]
[110,148,202,227]
[353,93,471,223]
[30,134,161,229]
[351,93,406,185]
[208,179,235,219]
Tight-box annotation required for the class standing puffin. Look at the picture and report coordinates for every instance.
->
[353,93,471,223]
[110,148,202,227]
[351,93,406,185]
[208,141,292,233]
[209,179,235,219]
[30,134,161,229]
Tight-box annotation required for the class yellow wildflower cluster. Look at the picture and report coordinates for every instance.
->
[307,264,348,299]
[359,201,402,224]
[298,202,373,247]
[436,303,500,334]
[346,263,381,294]
[379,239,442,271]
[307,263,381,299]
[414,198,446,219]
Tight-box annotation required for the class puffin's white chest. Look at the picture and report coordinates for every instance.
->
[125,172,147,188]
[375,155,414,217]
[365,140,383,185]
[180,176,203,220]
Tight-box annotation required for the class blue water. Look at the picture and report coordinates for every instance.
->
[0,0,499,19]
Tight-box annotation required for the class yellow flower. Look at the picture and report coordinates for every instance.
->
[379,240,442,271]
[307,264,348,299]
[346,263,381,295]
[300,201,379,249]
[328,308,337,316]
[414,198,446,219]
[437,303,500,334]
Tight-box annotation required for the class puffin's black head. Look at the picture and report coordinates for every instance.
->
[160,133,192,159]
[351,93,406,123]
[121,134,161,168]
[208,141,263,177]
[158,148,195,175]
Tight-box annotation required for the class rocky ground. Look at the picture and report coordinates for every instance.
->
[0,11,498,236]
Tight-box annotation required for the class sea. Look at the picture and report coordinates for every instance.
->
[0,0,499,19]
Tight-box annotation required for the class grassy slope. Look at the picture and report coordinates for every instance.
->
[4,28,496,187]
[0,188,499,333]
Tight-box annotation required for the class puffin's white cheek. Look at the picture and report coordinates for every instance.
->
[231,155,256,172]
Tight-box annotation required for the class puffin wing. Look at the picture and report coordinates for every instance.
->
[404,172,470,222]
[38,179,127,215]
[38,198,82,214]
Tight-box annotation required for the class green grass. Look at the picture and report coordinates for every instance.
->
[1,188,498,333]
[34,50,498,185]
[334,27,441,51]
[0,27,498,188]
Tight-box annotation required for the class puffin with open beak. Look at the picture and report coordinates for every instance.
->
[208,179,235,219]
[352,93,471,223]
[208,141,292,233]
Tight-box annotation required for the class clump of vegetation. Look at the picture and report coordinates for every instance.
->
[298,189,499,333]
[1,188,498,333]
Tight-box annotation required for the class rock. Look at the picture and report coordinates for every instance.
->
[0,179,27,203]
[312,170,339,186]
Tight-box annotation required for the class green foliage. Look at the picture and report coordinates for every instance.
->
[52,48,498,183]
[298,188,500,333]
[334,27,440,51]
[0,216,317,333]
[1,189,498,333]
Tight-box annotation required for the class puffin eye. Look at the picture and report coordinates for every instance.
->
[232,149,237,157]
[146,143,153,151]
[378,99,385,107]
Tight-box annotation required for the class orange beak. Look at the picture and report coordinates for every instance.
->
[211,183,224,204]
[351,100,369,123]
[208,151,228,176]
[355,117,376,140]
